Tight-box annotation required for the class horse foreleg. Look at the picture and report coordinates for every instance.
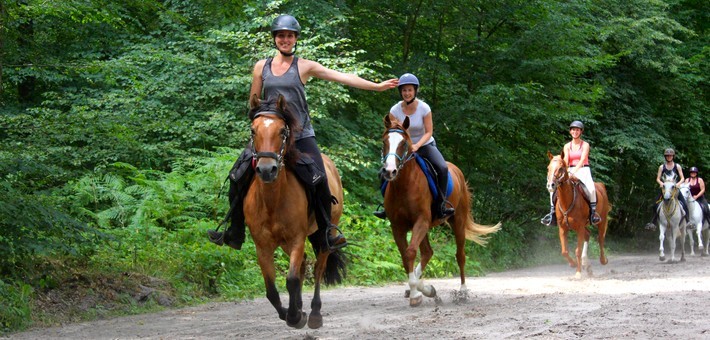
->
[685,224,696,255]
[659,226,667,261]
[679,221,687,262]
[285,245,307,329]
[416,236,436,298]
[392,227,412,298]
[559,227,576,268]
[406,221,429,307]
[308,251,329,329]
[257,251,287,321]
[573,232,585,279]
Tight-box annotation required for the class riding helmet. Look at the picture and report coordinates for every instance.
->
[664,148,675,156]
[398,73,419,89]
[271,15,301,37]
[689,166,699,173]
[569,120,584,130]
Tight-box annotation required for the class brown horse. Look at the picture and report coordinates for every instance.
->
[380,115,501,307]
[244,95,346,329]
[546,151,611,278]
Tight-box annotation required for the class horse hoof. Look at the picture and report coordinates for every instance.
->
[410,295,423,307]
[600,256,608,265]
[422,285,437,298]
[287,311,308,329]
[574,272,582,279]
[702,253,708,257]
[307,314,323,329]
[659,256,665,262]
[404,289,410,298]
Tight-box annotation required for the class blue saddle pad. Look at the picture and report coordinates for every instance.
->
[380,154,453,198]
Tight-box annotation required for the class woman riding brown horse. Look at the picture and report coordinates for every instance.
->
[546,151,610,278]
[245,95,346,329]
[380,114,500,306]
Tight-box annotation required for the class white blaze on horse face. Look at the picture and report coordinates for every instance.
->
[262,118,275,128]
[384,132,405,173]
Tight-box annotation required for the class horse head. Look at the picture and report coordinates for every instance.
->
[678,182,692,202]
[661,176,678,202]
[380,114,413,181]
[248,94,301,183]
[546,150,569,193]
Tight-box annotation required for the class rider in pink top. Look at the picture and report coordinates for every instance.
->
[541,120,601,226]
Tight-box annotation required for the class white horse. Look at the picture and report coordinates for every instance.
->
[680,183,709,256]
[658,174,686,262]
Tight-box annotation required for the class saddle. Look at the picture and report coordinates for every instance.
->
[380,154,453,199]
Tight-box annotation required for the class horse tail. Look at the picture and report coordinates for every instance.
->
[308,233,347,285]
[323,249,347,285]
[452,166,502,245]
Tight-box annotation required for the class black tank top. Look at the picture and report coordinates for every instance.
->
[262,57,314,140]
[662,163,681,182]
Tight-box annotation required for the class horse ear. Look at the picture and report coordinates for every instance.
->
[249,94,260,110]
[403,116,410,130]
[276,94,287,111]
[384,114,392,127]
[559,148,565,160]
[547,151,553,160]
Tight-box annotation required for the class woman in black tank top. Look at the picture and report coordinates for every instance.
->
[208,14,398,251]
[645,148,689,229]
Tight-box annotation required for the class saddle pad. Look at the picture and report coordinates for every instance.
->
[380,154,453,198]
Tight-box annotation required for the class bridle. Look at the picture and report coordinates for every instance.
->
[548,158,581,228]
[250,112,290,169]
[382,128,414,176]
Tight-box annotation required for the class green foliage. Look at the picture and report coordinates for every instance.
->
[0,279,33,334]
[1,0,708,333]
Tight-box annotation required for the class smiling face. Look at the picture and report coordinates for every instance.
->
[273,30,297,54]
[569,127,582,139]
[399,84,417,102]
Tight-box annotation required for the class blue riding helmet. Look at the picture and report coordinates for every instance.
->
[689,166,699,173]
[398,73,419,89]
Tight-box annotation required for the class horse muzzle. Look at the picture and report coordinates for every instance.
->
[546,182,556,193]
[380,167,397,182]
[255,157,280,183]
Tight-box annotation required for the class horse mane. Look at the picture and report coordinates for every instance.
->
[249,95,303,167]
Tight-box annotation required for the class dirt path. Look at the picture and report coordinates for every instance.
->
[7,253,710,339]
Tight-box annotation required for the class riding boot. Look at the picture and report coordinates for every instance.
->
[541,205,557,226]
[314,180,347,250]
[373,177,387,219]
[678,194,690,222]
[589,202,601,225]
[373,202,387,219]
[645,202,660,230]
[435,191,455,219]
[208,149,253,250]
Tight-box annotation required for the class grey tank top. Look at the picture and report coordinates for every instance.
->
[262,57,314,139]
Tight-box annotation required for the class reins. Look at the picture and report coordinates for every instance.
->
[382,128,415,175]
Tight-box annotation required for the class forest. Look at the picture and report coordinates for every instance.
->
[1,0,707,333]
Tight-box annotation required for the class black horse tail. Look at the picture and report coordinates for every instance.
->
[308,233,347,285]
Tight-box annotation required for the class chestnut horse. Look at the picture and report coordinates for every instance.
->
[244,95,346,329]
[546,151,610,278]
[380,115,501,307]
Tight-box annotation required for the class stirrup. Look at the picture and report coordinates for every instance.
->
[373,203,387,219]
[591,212,601,225]
[326,225,347,250]
[541,212,557,226]
[207,229,225,246]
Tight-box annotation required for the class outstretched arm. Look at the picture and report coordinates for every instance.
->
[301,59,398,91]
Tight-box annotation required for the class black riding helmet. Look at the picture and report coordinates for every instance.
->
[271,15,301,56]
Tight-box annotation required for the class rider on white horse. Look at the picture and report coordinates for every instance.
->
[685,166,710,226]
[645,148,689,229]
[541,120,601,226]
